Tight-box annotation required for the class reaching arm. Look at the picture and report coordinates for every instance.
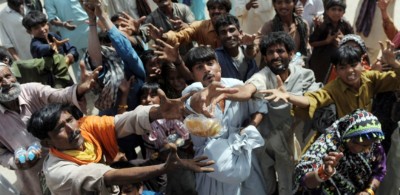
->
[226,83,257,101]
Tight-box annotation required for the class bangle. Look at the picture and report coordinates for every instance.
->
[316,165,333,181]
[365,187,375,195]
[118,105,128,109]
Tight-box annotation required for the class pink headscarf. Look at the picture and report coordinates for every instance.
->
[393,32,400,49]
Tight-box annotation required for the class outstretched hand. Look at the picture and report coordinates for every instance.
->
[156,89,191,120]
[190,82,239,117]
[49,37,70,54]
[147,24,164,41]
[258,75,289,102]
[379,40,400,68]
[153,39,180,63]
[76,61,102,97]
[164,143,214,173]
[118,12,146,34]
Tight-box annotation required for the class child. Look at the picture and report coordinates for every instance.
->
[22,11,78,65]
[308,0,353,83]
[161,63,187,99]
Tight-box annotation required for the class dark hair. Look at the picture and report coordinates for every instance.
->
[139,82,160,104]
[140,50,156,67]
[184,46,216,71]
[22,11,48,31]
[331,45,362,67]
[206,0,231,12]
[27,104,82,140]
[259,32,296,56]
[7,0,23,11]
[0,46,12,65]
[272,0,298,3]
[325,0,346,10]
[110,12,129,23]
[214,14,240,35]
[98,31,112,46]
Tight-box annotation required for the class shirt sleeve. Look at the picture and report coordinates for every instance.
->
[164,20,199,46]
[108,25,146,80]
[300,88,334,119]
[114,105,153,138]
[44,0,57,21]
[0,21,13,48]
[45,156,113,194]
[30,38,54,58]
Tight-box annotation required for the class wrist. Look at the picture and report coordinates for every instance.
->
[62,21,67,27]
[365,187,375,195]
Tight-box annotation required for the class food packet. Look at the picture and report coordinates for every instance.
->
[184,114,222,137]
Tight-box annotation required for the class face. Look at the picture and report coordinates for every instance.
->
[28,23,49,39]
[46,111,84,151]
[335,62,363,89]
[145,57,162,79]
[113,19,133,36]
[140,90,161,105]
[346,139,374,154]
[153,0,172,8]
[325,5,345,22]
[273,0,295,17]
[218,24,242,49]
[208,3,228,24]
[166,69,186,93]
[263,43,293,75]
[0,66,21,102]
[191,59,221,87]
[120,184,141,195]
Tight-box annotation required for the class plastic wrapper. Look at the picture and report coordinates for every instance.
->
[184,114,222,137]
[143,119,189,149]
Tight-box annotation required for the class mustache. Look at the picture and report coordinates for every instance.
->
[202,73,214,81]
[68,130,81,143]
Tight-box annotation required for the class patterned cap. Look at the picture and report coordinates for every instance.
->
[339,34,367,54]
[342,109,384,143]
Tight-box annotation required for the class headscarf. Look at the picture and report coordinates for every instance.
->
[331,109,385,143]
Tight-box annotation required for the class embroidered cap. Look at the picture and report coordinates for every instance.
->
[342,109,385,143]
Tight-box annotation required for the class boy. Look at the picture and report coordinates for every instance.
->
[263,42,400,119]
[22,10,79,65]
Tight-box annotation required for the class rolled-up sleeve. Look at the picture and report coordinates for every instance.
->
[114,105,153,138]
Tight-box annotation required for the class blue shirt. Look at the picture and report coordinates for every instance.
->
[30,32,79,61]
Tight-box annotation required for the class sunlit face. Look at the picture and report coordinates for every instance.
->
[325,5,345,23]
[191,59,221,87]
[335,62,363,90]
[273,0,295,17]
[217,24,242,50]
[46,111,84,151]
[0,66,21,102]
[140,89,161,105]
[113,19,133,36]
[208,3,228,24]
[166,69,186,93]
[263,43,293,75]
[346,139,374,154]
[28,23,49,39]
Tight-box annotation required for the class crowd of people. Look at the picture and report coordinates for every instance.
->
[0,0,400,194]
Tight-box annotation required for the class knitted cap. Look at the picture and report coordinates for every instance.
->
[342,109,384,143]
[339,34,367,55]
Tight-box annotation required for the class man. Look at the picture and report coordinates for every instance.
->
[148,0,230,49]
[193,32,321,194]
[145,0,195,55]
[0,62,101,195]
[26,101,214,195]
[0,0,33,60]
[182,46,267,195]
[294,0,324,28]
[214,14,258,82]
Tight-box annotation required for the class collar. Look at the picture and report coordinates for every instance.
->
[206,20,215,33]
[0,95,26,114]
[337,72,370,93]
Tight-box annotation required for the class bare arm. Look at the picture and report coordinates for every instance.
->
[226,83,257,101]
[104,164,165,185]
[7,47,20,61]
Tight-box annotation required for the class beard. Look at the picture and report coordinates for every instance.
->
[267,59,290,75]
[0,82,22,102]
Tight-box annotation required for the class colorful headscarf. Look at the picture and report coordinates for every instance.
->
[337,109,385,143]
[339,34,370,64]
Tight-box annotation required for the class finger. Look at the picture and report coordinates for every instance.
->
[379,41,385,51]
[215,87,239,94]
[180,91,192,103]
[138,16,147,24]
[386,40,394,50]
[157,88,168,104]
[193,155,209,162]
[200,167,215,173]
[155,38,168,47]
[120,11,133,20]
[276,75,283,87]
[91,65,103,80]
[196,160,215,167]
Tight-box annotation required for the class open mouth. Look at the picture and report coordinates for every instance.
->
[203,74,215,81]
